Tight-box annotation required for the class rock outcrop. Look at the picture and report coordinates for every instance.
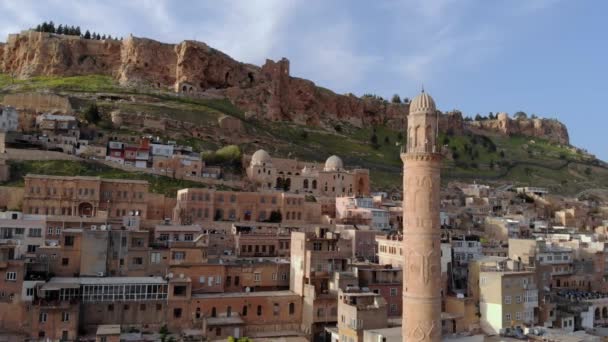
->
[0,31,569,144]
[467,112,569,144]
[1,31,121,77]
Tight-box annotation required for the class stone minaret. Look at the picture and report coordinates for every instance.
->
[402,90,442,342]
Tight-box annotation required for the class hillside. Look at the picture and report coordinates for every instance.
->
[0,29,605,196]
[0,74,606,196]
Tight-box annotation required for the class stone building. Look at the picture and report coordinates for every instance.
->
[0,106,18,132]
[290,229,353,341]
[22,175,149,220]
[334,288,388,342]
[246,150,370,197]
[173,188,322,225]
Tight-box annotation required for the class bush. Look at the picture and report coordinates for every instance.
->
[202,145,242,166]
[391,94,402,103]
[84,103,101,124]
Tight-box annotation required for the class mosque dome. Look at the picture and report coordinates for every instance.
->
[324,155,344,172]
[251,149,271,166]
[409,90,436,114]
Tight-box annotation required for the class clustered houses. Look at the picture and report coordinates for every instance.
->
[1,97,608,341]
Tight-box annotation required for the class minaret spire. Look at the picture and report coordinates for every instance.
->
[401,90,442,342]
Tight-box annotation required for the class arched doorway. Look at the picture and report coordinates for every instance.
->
[78,202,93,216]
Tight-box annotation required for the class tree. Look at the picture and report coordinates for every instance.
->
[96,33,101,40]
[475,114,483,121]
[514,111,527,120]
[84,103,101,124]
[56,24,63,34]
[41,22,49,32]
[75,26,81,36]
[101,34,106,40]
[370,133,378,146]
[584,167,592,176]
[391,94,402,103]
[488,113,495,120]
[84,30,91,39]
[531,114,538,119]
[48,21,56,33]
[384,136,390,145]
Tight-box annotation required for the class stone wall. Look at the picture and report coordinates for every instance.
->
[0,186,23,210]
[2,92,73,113]
[467,113,569,145]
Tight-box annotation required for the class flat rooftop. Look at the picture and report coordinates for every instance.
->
[193,290,297,299]
[25,174,148,184]
[96,324,121,336]
[46,276,166,286]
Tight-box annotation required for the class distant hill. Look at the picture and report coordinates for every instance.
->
[0,30,605,195]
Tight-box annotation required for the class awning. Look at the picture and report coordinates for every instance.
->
[206,316,245,326]
[41,282,79,291]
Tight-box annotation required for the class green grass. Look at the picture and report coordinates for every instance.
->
[3,160,211,197]
[1,74,121,93]
[2,73,605,195]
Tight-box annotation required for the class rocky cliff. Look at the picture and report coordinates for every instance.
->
[1,31,121,77]
[467,112,569,145]
[0,31,569,144]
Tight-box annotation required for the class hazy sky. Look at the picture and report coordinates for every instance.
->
[1,0,606,160]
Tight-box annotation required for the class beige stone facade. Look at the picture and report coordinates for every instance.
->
[173,188,322,225]
[246,150,370,197]
[402,91,443,342]
[23,175,149,220]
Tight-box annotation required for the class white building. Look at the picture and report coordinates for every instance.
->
[0,106,18,132]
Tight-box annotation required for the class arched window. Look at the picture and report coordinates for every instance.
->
[211,307,217,317]
[603,307,607,319]
[312,180,317,189]
[257,305,262,316]
[242,306,248,316]
[303,179,309,189]
[289,302,295,315]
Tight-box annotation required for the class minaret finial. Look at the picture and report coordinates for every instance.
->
[421,84,425,93]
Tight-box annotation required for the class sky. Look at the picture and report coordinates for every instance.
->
[1,0,606,160]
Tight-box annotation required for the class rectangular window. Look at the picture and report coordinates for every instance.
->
[215,276,221,285]
[61,312,69,322]
[39,312,47,323]
[150,252,161,264]
[64,236,74,246]
[515,312,521,320]
[199,276,206,284]
[132,257,143,265]
[390,288,397,296]
[62,258,69,266]
[26,288,35,297]
[516,295,522,304]
[254,273,261,282]
[172,252,185,260]
[390,303,398,313]
[504,295,511,304]
[5,272,16,281]
[505,313,511,321]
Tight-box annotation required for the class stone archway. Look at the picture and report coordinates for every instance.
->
[78,202,93,216]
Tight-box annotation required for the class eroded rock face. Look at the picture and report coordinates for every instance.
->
[467,114,569,144]
[0,31,570,144]
[118,36,177,88]
[2,31,121,78]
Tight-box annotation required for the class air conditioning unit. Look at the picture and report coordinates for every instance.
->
[99,225,107,231]
[97,272,104,277]
[91,225,97,230]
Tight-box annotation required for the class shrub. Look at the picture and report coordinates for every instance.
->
[84,103,101,124]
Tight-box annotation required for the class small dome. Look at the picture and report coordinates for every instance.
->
[409,90,436,114]
[324,155,343,172]
[251,149,271,166]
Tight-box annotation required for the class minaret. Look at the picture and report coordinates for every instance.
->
[402,90,442,342]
